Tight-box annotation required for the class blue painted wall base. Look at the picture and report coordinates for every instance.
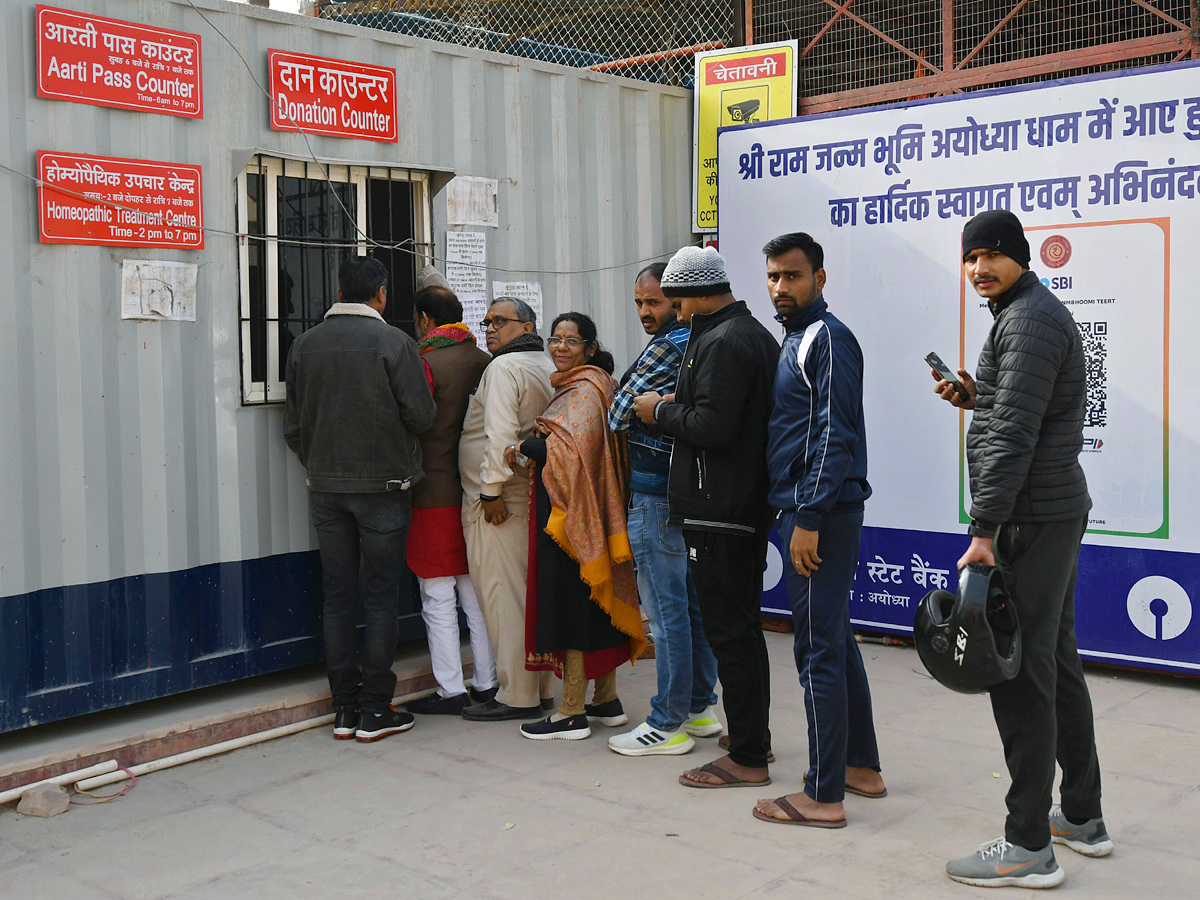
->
[761,525,1200,676]
[0,551,427,733]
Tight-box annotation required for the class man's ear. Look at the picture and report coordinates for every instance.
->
[521,320,535,334]
[815,268,827,292]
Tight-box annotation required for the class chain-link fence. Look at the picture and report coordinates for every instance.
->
[316,2,1195,104]
[753,1,1194,102]
[316,0,741,86]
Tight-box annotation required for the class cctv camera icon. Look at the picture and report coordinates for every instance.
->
[727,99,761,122]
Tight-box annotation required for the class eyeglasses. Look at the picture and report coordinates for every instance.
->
[547,337,587,349]
[481,314,521,330]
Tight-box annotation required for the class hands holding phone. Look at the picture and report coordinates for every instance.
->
[926,351,977,409]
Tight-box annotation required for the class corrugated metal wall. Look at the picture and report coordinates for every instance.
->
[0,0,694,730]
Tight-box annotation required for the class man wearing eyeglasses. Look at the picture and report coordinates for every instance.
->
[459,297,558,721]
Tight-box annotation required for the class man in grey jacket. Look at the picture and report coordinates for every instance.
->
[284,256,436,744]
[933,211,1109,889]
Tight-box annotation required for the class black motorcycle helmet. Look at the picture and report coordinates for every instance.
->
[914,563,1021,694]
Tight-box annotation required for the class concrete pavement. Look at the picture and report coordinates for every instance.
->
[1,632,1196,899]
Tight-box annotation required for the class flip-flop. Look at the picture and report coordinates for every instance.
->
[679,762,773,790]
[803,772,888,799]
[752,795,847,828]
[717,734,776,763]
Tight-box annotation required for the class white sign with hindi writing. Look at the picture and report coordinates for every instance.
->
[491,281,544,333]
[445,231,488,347]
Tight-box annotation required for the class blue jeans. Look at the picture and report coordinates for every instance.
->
[309,490,411,714]
[780,508,880,803]
[628,491,718,731]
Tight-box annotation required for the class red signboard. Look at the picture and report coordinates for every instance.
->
[703,51,789,86]
[36,5,203,118]
[37,151,204,249]
[268,49,397,143]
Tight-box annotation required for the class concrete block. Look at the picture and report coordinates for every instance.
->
[16,783,70,817]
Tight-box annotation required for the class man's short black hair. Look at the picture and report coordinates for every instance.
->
[762,232,824,272]
[413,285,463,326]
[636,261,668,283]
[339,255,389,303]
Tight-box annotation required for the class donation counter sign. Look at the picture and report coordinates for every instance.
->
[36,5,203,118]
[692,40,797,233]
[268,50,397,143]
[37,151,204,249]
[717,62,1200,674]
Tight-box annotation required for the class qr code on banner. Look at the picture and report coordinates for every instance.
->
[1079,321,1107,427]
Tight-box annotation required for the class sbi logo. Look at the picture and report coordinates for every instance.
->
[1127,576,1192,641]
[763,541,784,591]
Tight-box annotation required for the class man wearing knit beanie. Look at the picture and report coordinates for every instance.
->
[933,210,1109,888]
[632,244,780,790]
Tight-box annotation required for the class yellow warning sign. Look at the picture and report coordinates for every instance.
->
[693,41,798,233]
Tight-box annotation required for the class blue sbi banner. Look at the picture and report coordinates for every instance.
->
[722,62,1200,675]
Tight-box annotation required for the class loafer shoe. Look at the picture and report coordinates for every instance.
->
[461,698,543,721]
[407,692,470,715]
[469,684,498,704]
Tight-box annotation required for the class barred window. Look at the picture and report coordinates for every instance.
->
[235,154,432,404]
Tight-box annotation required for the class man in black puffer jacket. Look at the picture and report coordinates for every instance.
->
[934,211,1109,889]
[633,245,779,790]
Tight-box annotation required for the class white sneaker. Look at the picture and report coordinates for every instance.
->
[608,722,696,757]
[683,706,724,737]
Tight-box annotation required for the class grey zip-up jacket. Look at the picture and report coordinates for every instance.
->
[967,271,1091,531]
[284,303,436,493]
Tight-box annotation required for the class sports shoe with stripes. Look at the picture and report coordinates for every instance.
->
[1050,807,1114,857]
[682,705,724,738]
[608,722,697,757]
[946,837,1065,889]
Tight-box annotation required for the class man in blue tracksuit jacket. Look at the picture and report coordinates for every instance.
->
[754,232,885,830]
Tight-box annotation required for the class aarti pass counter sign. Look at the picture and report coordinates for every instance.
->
[692,41,797,233]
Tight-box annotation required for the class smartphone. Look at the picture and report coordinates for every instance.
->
[925,351,969,402]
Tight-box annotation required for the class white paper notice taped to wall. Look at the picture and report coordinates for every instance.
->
[121,259,197,321]
[447,176,499,227]
[446,231,488,346]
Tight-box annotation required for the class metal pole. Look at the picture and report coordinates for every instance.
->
[943,0,955,71]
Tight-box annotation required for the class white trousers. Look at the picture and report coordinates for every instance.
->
[418,574,497,697]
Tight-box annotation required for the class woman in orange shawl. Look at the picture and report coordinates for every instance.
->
[508,312,646,741]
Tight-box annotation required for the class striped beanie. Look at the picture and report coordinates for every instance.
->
[660,245,731,298]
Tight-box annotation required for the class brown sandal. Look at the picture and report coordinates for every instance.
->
[753,795,847,828]
[679,762,772,790]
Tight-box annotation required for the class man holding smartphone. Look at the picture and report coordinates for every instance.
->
[934,210,1109,888]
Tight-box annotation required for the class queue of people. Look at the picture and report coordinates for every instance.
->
[283,209,1109,890]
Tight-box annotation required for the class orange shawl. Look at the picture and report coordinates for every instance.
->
[538,366,645,662]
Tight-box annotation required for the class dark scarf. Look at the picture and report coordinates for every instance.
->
[489,332,544,361]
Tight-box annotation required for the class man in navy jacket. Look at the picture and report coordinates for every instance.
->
[754,233,885,829]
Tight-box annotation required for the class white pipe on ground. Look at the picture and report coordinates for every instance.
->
[0,760,119,805]
[75,715,335,791]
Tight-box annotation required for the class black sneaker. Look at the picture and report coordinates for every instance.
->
[407,692,469,715]
[584,698,629,727]
[469,684,498,704]
[355,705,415,742]
[520,714,592,741]
[333,707,359,740]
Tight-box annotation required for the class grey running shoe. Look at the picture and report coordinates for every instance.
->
[946,837,1064,889]
[1050,807,1114,858]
